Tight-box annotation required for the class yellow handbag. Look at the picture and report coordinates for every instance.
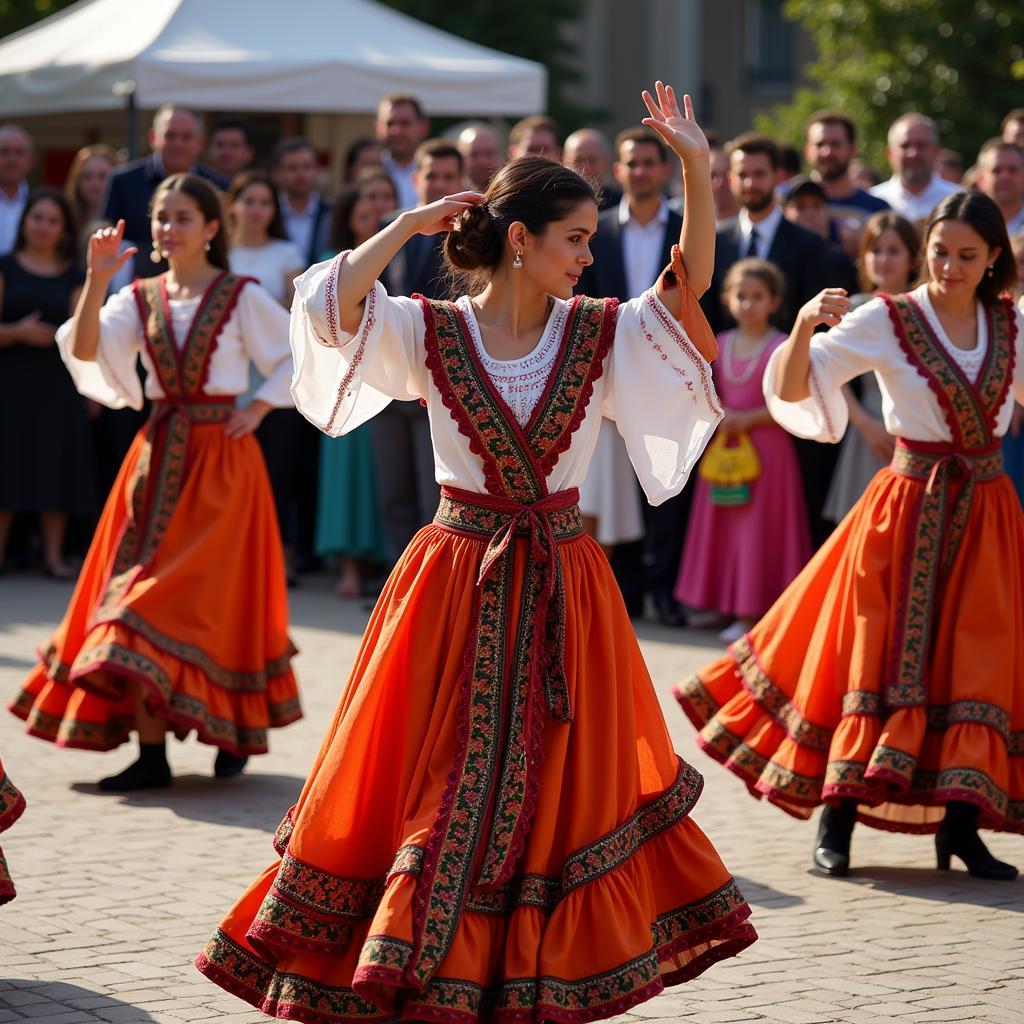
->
[699,429,762,506]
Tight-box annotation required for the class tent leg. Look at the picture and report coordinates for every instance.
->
[125,90,138,159]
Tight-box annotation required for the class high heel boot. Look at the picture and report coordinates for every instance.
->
[813,799,857,876]
[935,801,1018,880]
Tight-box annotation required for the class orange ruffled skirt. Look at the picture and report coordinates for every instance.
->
[0,755,25,905]
[675,459,1024,835]
[10,423,300,756]
[197,522,755,1023]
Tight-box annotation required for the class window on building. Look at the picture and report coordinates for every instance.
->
[746,0,794,90]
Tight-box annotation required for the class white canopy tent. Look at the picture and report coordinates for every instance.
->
[0,0,546,117]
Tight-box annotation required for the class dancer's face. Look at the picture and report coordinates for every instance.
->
[925,219,1000,300]
[151,189,218,262]
[516,199,598,300]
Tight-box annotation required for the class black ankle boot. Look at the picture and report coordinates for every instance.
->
[98,742,171,792]
[936,801,1018,880]
[813,800,857,876]
[214,749,249,779]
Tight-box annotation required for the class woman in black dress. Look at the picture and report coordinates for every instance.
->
[0,188,95,578]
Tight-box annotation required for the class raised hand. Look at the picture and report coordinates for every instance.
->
[87,220,137,281]
[642,82,710,163]
[405,191,484,237]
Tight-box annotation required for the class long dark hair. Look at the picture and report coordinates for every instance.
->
[151,173,230,271]
[227,169,289,242]
[327,186,368,252]
[858,211,920,293]
[15,188,79,263]
[920,190,1016,304]
[444,155,598,296]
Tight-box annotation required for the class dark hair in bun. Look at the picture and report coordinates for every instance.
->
[444,155,598,295]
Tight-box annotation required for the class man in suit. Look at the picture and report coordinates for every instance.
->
[101,105,228,279]
[375,140,465,566]
[206,116,255,182]
[705,133,836,548]
[272,138,331,269]
[577,127,687,625]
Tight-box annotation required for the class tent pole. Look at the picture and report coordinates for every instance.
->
[126,89,138,159]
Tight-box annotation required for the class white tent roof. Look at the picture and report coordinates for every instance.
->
[0,0,546,116]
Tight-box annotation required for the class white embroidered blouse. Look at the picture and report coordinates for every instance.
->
[764,285,1024,444]
[56,279,295,410]
[290,256,723,505]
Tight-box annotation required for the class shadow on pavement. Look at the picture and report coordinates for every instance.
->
[0,980,159,1020]
[69,771,303,832]
[0,652,35,671]
[732,873,805,909]
[828,865,1023,910]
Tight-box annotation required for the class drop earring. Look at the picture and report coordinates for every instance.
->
[204,241,212,253]
[512,249,523,269]
[987,264,994,277]
[150,245,162,264]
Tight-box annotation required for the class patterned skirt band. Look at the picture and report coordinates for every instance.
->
[433,485,585,542]
[150,396,237,424]
[890,438,1005,484]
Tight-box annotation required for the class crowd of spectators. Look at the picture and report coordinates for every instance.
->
[1,96,1022,638]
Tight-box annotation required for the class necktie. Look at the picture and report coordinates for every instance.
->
[745,227,759,259]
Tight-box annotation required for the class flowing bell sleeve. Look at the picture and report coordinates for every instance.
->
[604,251,724,506]
[55,283,144,409]
[289,253,428,436]
[763,296,887,442]
[235,282,295,408]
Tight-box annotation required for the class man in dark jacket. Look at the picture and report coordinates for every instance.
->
[100,105,228,279]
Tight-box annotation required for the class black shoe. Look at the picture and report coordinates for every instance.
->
[813,800,857,876]
[214,750,249,778]
[936,802,1018,880]
[652,592,685,628]
[98,744,171,791]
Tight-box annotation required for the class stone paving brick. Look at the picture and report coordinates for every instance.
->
[2,578,1022,1024]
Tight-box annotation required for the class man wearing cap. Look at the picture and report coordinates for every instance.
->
[782,176,859,295]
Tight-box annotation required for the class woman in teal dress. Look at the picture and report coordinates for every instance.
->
[315,180,397,594]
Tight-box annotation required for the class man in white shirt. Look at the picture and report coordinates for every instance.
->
[456,122,503,192]
[869,113,959,224]
[376,93,429,211]
[0,124,31,256]
[975,138,1024,237]
[0,125,33,256]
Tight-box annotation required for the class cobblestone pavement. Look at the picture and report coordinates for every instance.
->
[0,574,1021,1024]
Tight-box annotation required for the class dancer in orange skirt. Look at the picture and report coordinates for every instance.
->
[676,190,1024,880]
[0,754,25,904]
[10,174,301,790]
[197,84,756,1023]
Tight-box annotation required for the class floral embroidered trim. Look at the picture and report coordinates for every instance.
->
[841,691,882,716]
[563,758,703,894]
[325,273,376,435]
[64,641,299,754]
[642,289,722,419]
[0,770,25,832]
[806,360,840,442]
[731,636,833,751]
[927,700,1012,740]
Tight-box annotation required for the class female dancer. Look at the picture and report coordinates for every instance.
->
[10,174,301,790]
[0,756,24,905]
[823,212,920,523]
[197,84,756,1024]
[677,190,1024,879]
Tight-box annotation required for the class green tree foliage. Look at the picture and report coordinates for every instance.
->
[756,0,1024,174]
[0,0,76,40]
[378,0,595,128]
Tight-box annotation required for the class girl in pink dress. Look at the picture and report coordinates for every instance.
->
[676,259,811,642]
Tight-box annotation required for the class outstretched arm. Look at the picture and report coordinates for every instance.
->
[642,82,714,296]
[337,192,481,333]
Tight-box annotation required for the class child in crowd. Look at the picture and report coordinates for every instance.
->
[676,259,810,642]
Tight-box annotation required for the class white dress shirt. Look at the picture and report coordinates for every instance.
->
[869,174,959,223]
[381,153,418,211]
[1004,203,1024,238]
[280,192,322,265]
[0,180,28,256]
[619,197,670,299]
[738,203,783,260]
